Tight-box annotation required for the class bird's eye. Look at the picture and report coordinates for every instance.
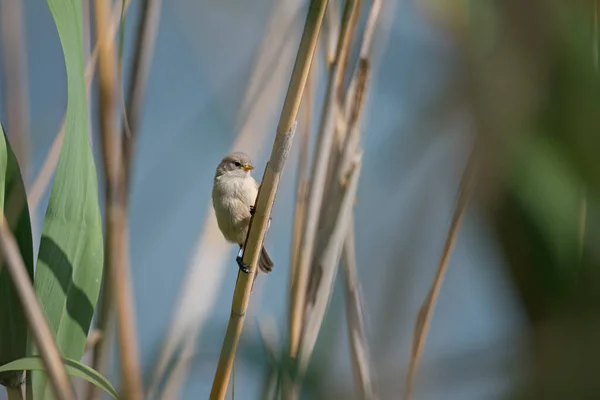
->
[234,162,241,167]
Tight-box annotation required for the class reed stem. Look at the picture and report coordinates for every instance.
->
[208,2,328,399]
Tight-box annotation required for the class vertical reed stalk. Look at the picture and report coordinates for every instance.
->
[323,0,341,64]
[287,3,380,397]
[342,220,376,399]
[87,0,160,398]
[296,153,363,373]
[288,67,314,331]
[93,0,143,398]
[208,2,328,399]
[288,0,360,360]
[0,216,75,400]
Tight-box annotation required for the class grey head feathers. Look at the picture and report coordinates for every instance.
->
[215,151,254,178]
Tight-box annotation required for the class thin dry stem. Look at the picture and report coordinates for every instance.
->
[87,2,159,398]
[149,4,305,398]
[288,0,360,359]
[297,153,363,375]
[27,0,132,212]
[209,2,327,398]
[0,0,31,183]
[210,121,300,400]
[291,3,380,394]
[323,0,341,64]
[342,0,381,123]
[122,0,161,188]
[288,66,314,328]
[93,1,143,399]
[0,215,75,400]
[342,220,377,399]
[334,0,361,92]
[297,65,369,371]
[403,146,478,400]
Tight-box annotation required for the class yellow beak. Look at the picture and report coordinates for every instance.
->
[241,163,254,171]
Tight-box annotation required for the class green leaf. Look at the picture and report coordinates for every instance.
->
[0,356,117,399]
[30,0,104,398]
[0,122,34,388]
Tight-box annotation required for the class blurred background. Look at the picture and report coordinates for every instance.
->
[3,0,600,399]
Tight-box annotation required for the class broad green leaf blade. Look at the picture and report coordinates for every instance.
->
[0,357,117,399]
[30,0,104,397]
[0,122,34,388]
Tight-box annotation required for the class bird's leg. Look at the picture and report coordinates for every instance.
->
[236,244,250,273]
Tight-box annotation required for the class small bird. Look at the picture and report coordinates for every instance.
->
[212,151,274,274]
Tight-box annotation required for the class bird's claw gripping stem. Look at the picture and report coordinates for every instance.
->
[249,205,255,215]
[236,256,250,273]
[237,245,250,273]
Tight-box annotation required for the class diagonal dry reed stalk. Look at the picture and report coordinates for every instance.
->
[288,65,314,331]
[27,0,132,212]
[0,215,75,400]
[93,0,143,398]
[402,145,478,400]
[342,220,376,400]
[208,2,328,399]
[288,0,361,360]
[147,4,306,399]
[122,0,161,189]
[297,41,370,381]
[335,7,379,391]
[297,152,362,371]
[287,3,381,397]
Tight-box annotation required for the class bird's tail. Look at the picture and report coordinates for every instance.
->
[258,246,274,273]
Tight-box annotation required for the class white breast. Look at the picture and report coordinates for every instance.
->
[212,175,258,244]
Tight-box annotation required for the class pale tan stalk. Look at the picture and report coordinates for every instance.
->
[93,1,143,399]
[149,4,305,399]
[209,1,327,398]
[27,0,131,211]
[122,0,161,188]
[87,1,160,398]
[288,0,360,359]
[288,67,314,328]
[209,116,300,400]
[293,3,380,396]
[403,147,478,400]
[297,59,369,376]
[297,153,363,375]
[342,220,376,399]
[0,215,75,400]
[323,0,341,64]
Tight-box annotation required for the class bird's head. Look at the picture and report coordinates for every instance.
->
[215,151,255,178]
